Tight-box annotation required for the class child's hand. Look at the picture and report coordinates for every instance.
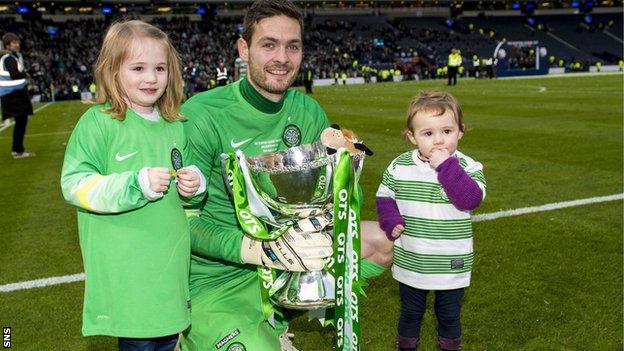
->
[148,167,171,193]
[391,224,405,238]
[176,168,200,197]
[429,148,451,169]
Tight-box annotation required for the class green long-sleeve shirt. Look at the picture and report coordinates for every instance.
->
[61,105,193,337]
[181,79,330,295]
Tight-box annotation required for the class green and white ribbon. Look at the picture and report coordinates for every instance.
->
[223,151,291,240]
[223,149,363,342]
[223,151,287,324]
[258,266,280,326]
[331,149,362,351]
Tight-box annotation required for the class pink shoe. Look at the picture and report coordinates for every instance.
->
[12,151,36,159]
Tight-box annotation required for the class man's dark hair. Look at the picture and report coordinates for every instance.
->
[2,32,19,48]
[242,0,303,45]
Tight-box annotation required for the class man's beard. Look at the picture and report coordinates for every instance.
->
[249,61,299,96]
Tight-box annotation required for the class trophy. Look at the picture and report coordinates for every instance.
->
[221,141,363,310]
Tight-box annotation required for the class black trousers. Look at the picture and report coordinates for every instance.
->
[12,114,28,153]
[447,66,458,85]
[304,80,313,94]
[118,334,178,351]
[398,282,464,339]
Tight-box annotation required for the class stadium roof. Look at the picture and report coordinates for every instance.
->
[0,0,620,16]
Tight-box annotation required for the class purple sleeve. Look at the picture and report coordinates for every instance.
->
[376,197,405,241]
[436,157,483,211]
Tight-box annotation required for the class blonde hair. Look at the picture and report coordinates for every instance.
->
[91,20,183,122]
[405,90,465,135]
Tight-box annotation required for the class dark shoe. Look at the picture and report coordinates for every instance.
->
[397,335,419,351]
[437,336,461,351]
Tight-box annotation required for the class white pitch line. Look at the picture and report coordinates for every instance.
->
[0,120,14,132]
[473,193,623,222]
[33,102,53,114]
[1,193,622,293]
[0,273,84,293]
[603,30,623,44]
[0,102,54,133]
[0,130,71,140]
[499,71,622,80]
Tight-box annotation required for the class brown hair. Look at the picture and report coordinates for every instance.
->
[91,20,183,122]
[2,33,19,47]
[406,90,465,134]
[242,0,303,45]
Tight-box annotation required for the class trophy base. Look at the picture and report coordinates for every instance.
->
[271,270,335,310]
[271,297,335,310]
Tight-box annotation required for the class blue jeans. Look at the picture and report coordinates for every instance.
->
[398,283,464,339]
[118,334,178,351]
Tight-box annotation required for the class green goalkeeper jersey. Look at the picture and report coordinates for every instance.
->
[181,78,330,295]
[61,104,192,337]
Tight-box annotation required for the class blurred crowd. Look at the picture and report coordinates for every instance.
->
[0,14,619,102]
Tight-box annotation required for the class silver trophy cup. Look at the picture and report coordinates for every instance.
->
[223,142,362,310]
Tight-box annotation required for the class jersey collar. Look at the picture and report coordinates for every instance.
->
[239,76,285,114]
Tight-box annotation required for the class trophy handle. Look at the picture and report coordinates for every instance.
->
[353,154,365,182]
[220,153,234,197]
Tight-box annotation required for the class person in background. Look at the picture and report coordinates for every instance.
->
[303,63,313,94]
[216,61,228,86]
[1,32,35,158]
[447,48,462,86]
[234,55,248,81]
[183,60,198,98]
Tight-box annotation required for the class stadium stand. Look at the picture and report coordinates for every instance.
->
[0,2,621,101]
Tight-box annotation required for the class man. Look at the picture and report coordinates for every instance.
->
[234,56,248,81]
[484,56,495,79]
[216,61,228,86]
[1,32,34,158]
[447,48,462,86]
[180,1,391,350]
[302,63,313,94]
[471,54,480,79]
[183,61,198,98]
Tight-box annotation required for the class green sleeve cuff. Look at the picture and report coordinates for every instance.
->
[360,259,387,279]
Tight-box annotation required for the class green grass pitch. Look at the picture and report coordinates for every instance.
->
[0,74,621,350]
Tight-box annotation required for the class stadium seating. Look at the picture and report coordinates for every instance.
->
[0,9,621,101]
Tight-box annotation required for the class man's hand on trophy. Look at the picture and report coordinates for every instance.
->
[240,213,333,271]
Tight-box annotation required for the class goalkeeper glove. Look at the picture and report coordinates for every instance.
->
[240,212,333,271]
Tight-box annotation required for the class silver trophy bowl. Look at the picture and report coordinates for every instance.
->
[245,141,333,209]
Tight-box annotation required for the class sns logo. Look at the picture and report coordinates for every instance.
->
[3,327,10,348]
[238,210,261,234]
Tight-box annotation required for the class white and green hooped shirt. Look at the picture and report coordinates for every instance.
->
[376,149,486,290]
